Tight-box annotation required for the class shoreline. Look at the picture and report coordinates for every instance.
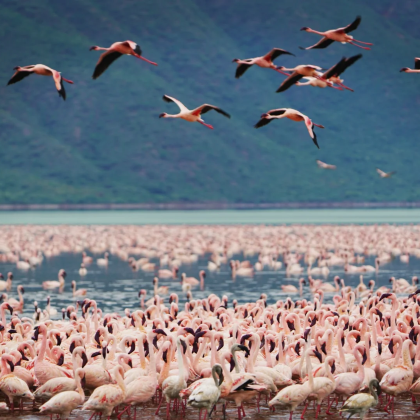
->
[0,201,420,211]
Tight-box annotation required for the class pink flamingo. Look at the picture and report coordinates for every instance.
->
[300,16,372,50]
[90,41,157,79]
[82,365,126,419]
[232,48,294,78]
[7,64,74,100]
[39,368,85,419]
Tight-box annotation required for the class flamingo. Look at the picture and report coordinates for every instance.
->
[39,368,85,419]
[97,252,109,267]
[275,64,323,92]
[232,48,294,78]
[82,252,93,264]
[268,357,312,420]
[159,95,230,129]
[90,41,157,79]
[316,160,336,170]
[281,278,306,294]
[400,58,420,73]
[0,354,34,411]
[300,16,372,50]
[255,108,324,149]
[33,324,73,385]
[7,64,74,100]
[0,272,13,291]
[72,280,87,297]
[376,168,396,178]
[5,285,24,312]
[82,365,126,419]
[42,269,66,290]
[79,263,87,276]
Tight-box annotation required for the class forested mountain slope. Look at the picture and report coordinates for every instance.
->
[0,0,419,204]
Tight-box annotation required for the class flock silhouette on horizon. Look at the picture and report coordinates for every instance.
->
[7,15,410,177]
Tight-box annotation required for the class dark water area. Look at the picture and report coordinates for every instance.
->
[0,251,418,319]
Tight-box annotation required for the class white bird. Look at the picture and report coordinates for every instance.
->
[255,108,324,149]
[232,48,294,78]
[159,95,230,130]
[340,379,381,419]
[317,160,336,170]
[42,269,66,290]
[7,64,74,100]
[97,252,109,267]
[400,58,420,73]
[188,364,224,418]
[376,168,396,178]
[79,263,87,276]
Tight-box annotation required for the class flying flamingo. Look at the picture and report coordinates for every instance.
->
[275,64,323,92]
[300,16,372,50]
[232,48,294,78]
[376,168,396,178]
[400,58,420,73]
[319,54,363,92]
[39,368,85,420]
[90,41,157,79]
[7,65,73,100]
[159,95,231,129]
[316,160,336,170]
[254,108,324,149]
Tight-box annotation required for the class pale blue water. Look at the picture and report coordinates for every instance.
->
[0,208,420,224]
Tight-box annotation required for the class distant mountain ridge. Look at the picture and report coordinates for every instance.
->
[0,0,419,204]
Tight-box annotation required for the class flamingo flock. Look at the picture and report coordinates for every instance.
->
[0,223,417,419]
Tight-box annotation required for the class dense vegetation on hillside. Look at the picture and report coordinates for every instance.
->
[1,0,419,204]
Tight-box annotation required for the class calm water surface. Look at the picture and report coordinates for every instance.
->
[1,208,420,224]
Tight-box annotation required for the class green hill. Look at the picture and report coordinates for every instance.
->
[1,0,419,204]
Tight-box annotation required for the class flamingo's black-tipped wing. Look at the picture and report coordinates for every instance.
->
[299,37,335,50]
[415,58,420,70]
[199,105,231,119]
[254,118,272,128]
[57,79,66,101]
[92,51,123,79]
[311,127,320,149]
[7,70,33,85]
[267,48,295,61]
[267,109,287,116]
[235,63,253,78]
[344,16,361,33]
[276,72,303,92]
[341,54,363,74]
[322,57,347,80]
[163,95,174,103]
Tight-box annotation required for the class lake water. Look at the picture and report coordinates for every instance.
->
[0,208,420,224]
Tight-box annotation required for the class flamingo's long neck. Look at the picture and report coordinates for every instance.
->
[305,349,314,390]
[138,335,147,370]
[38,328,47,362]
[307,29,327,36]
[232,348,241,374]
[193,337,209,369]
[176,341,185,387]
[402,340,413,369]
[337,330,347,371]
[355,350,365,383]
[147,335,157,384]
